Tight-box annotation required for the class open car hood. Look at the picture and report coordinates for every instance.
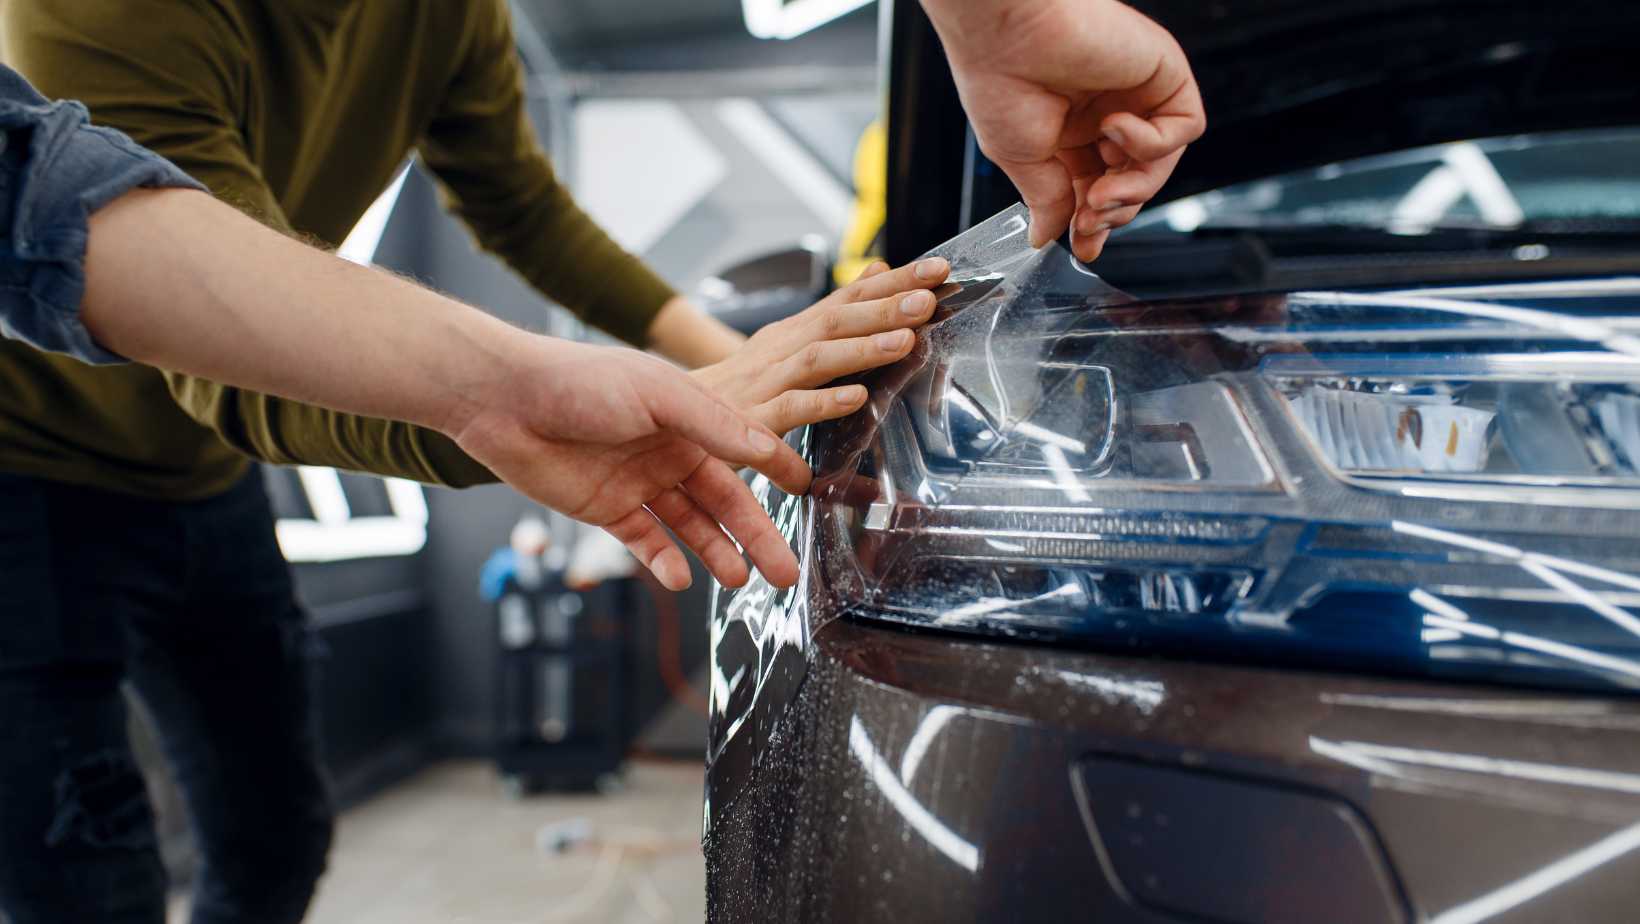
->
[1127,0,1640,201]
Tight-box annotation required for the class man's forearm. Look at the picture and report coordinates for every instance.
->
[919,0,1041,61]
[81,186,530,439]
[921,0,1133,82]
[918,0,1005,37]
[644,295,747,368]
[77,184,812,589]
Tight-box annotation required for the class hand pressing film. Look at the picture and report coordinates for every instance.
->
[926,0,1206,262]
[449,341,809,592]
[693,257,952,434]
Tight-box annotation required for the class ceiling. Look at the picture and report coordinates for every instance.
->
[512,0,879,70]
[517,0,746,49]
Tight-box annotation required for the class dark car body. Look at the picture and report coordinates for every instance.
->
[705,3,1640,921]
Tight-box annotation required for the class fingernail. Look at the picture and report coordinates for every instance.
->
[749,429,780,455]
[914,257,948,280]
[837,385,866,405]
[1093,222,1111,232]
[1103,127,1125,147]
[900,290,933,315]
[1098,200,1124,212]
[875,330,909,351]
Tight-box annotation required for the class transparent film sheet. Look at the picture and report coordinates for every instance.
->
[802,204,1640,694]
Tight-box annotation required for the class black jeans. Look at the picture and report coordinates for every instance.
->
[0,471,333,924]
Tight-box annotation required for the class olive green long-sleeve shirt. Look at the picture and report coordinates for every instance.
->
[0,0,677,499]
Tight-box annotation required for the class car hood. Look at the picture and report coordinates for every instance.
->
[1131,0,1640,201]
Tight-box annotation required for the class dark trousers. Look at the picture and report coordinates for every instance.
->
[0,471,333,924]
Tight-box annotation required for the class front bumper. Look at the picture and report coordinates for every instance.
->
[705,618,1640,923]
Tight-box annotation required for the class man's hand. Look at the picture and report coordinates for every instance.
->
[923,0,1205,262]
[692,257,951,434]
[448,340,811,593]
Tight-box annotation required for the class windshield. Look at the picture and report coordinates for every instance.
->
[1126,127,1640,235]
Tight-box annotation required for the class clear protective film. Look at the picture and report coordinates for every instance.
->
[804,204,1640,695]
[708,204,1640,814]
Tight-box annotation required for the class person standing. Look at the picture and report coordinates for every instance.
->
[0,0,1205,921]
[0,3,946,921]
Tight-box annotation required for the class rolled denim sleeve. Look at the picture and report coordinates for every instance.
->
[0,63,204,364]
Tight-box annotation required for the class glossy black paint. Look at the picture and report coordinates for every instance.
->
[707,617,1640,922]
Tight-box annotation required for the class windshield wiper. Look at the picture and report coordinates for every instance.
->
[1096,219,1640,297]
[1151,216,1640,243]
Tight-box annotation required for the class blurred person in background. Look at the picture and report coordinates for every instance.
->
[0,1,1202,921]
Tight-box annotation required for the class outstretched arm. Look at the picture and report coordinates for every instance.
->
[82,184,807,591]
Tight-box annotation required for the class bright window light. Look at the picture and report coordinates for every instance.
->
[742,0,874,40]
[336,163,412,265]
[277,468,429,563]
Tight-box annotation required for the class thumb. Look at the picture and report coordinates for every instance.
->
[993,156,1076,249]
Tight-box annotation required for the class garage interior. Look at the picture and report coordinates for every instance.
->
[129,1,879,920]
[12,0,1637,920]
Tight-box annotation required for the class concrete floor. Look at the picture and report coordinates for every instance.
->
[170,759,708,924]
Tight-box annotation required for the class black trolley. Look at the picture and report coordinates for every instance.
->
[493,565,632,794]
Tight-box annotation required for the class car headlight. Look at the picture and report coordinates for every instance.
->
[805,205,1640,694]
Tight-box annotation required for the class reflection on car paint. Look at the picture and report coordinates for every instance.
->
[707,609,1640,921]
[847,714,980,873]
[1039,667,1166,714]
[1428,819,1640,924]
[1309,733,1640,924]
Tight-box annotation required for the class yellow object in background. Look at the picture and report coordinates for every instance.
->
[834,119,887,287]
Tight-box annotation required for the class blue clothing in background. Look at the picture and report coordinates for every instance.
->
[0,63,203,364]
[479,547,522,602]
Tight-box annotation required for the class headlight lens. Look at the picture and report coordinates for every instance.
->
[808,205,1640,693]
[1273,356,1640,479]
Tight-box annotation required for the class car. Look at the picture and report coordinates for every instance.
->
[703,2,1640,921]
